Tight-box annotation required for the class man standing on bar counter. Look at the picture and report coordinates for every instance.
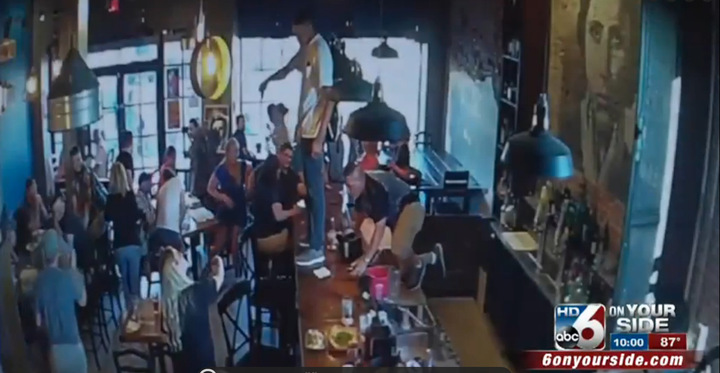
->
[344,164,447,290]
[259,8,336,268]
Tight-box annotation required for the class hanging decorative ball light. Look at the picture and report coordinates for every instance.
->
[190,36,232,100]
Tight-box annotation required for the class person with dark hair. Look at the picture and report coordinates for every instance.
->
[159,146,178,189]
[232,114,250,159]
[344,164,446,290]
[151,168,186,253]
[136,172,155,237]
[67,146,93,226]
[207,138,253,259]
[258,8,335,268]
[23,178,48,231]
[268,103,290,152]
[117,130,135,182]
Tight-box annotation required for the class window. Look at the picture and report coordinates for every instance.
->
[86,44,158,69]
[163,40,201,173]
[124,71,160,184]
[238,37,429,154]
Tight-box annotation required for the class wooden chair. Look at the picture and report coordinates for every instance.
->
[112,348,153,373]
[217,280,293,367]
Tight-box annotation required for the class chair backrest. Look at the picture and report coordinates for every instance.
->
[217,280,253,366]
[414,131,432,148]
[442,171,470,191]
[112,349,152,373]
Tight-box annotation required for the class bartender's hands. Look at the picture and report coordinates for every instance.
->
[349,255,369,277]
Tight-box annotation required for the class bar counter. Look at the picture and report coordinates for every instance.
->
[294,186,460,367]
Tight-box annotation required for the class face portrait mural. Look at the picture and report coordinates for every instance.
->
[578,0,640,203]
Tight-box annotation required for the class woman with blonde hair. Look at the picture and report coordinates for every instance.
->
[161,247,224,373]
[105,162,146,312]
[207,138,252,259]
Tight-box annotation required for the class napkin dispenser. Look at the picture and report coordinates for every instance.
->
[337,231,362,263]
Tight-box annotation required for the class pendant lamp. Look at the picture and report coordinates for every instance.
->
[372,36,398,59]
[47,47,101,132]
[500,93,573,179]
[371,0,398,59]
[344,79,410,142]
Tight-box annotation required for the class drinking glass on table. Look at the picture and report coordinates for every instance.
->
[341,297,354,326]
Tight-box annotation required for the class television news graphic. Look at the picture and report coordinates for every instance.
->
[610,333,649,351]
[555,304,606,350]
[609,303,675,333]
[648,333,688,350]
[524,350,695,370]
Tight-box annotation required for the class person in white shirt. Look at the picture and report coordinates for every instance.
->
[150,169,186,253]
[259,9,335,268]
[92,129,109,178]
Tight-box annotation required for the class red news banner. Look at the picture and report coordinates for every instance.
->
[524,351,696,370]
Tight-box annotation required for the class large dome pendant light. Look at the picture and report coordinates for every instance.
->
[47,41,101,132]
[371,0,398,59]
[500,93,573,179]
[344,79,409,142]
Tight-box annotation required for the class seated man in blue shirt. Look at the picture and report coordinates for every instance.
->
[344,164,446,290]
[34,230,87,373]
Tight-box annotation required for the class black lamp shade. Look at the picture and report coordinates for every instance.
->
[501,129,574,179]
[371,39,399,59]
[345,101,410,142]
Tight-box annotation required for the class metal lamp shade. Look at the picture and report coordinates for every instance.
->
[345,100,410,142]
[47,48,101,132]
[501,129,574,179]
[371,38,399,59]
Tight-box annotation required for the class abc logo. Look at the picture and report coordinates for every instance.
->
[555,326,581,349]
[554,304,606,350]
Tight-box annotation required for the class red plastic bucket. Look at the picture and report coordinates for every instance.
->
[366,266,390,299]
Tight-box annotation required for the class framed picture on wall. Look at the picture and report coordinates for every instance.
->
[166,67,180,99]
[167,100,181,129]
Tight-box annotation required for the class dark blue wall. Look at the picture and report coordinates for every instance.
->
[0,0,34,211]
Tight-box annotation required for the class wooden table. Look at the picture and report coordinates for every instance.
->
[118,299,167,372]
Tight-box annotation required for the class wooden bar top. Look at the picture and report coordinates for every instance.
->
[295,186,431,367]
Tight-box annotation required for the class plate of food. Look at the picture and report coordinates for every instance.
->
[327,325,359,351]
[305,329,326,350]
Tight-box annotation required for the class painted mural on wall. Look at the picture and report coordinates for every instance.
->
[548,0,641,204]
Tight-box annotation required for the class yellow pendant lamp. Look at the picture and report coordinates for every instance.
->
[190,36,232,100]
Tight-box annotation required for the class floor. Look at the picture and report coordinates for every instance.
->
[428,298,512,370]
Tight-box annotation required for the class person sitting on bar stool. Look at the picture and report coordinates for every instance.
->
[344,164,446,290]
[252,152,303,276]
[161,247,224,373]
